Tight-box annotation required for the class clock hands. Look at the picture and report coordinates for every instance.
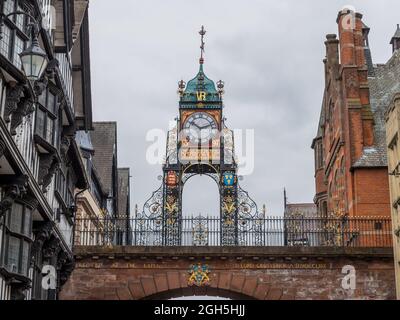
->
[186,113,217,143]
[199,123,211,130]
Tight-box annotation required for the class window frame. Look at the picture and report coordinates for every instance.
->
[0,0,32,69]
[1,201,34,277]
[35,87,60,147]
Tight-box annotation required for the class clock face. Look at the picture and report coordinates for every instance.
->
[183,112,218,144]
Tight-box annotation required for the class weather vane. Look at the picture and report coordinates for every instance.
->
[199,25,206,64]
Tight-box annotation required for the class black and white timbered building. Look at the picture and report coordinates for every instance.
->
[0,0,92,300]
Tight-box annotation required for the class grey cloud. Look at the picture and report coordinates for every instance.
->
[89,0,399,216]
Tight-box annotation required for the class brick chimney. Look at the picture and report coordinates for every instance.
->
[337,8,356,65]
[324,34,339,78]
[325,34,340,69]
[354,13,366,68]
[337,9,375,160]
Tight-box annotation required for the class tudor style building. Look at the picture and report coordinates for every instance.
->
[74,123,132,246]
[312,9,394,219]
[0,0,92,300]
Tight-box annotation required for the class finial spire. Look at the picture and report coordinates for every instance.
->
[391,23,400,53]
[199,25,206,65]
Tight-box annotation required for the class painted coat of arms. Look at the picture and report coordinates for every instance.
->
[188,263,210,287]
[223,172,236,186]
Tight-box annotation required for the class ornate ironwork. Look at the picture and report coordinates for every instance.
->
[136,184,164,245]
[140,184,163,220]
[163,184,180,246]
[166,126,178,165]
[74,216,393,248]
[237,185,264,246]
[192,215,208,246]
[181,172,219,185]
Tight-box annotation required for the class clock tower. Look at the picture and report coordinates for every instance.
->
[140,27,261,246]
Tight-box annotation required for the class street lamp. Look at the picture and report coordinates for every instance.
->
[19,29,48,81]
[3,11,48,81]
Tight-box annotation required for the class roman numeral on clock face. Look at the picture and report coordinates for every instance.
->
[183,112,218,143]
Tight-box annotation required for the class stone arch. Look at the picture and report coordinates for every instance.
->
[109,271,283,301]
[142,287,255,300]
[60,247,397,301]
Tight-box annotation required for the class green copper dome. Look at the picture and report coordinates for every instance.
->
[180,64,221,104]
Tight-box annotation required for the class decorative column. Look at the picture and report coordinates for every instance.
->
[163,170,181,246]
[220,171,238,245]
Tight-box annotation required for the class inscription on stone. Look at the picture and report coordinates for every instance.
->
[232,263,329,269]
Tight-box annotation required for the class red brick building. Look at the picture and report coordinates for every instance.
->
[312,9,398,218]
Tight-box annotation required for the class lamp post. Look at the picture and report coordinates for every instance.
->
[2,11,48,81]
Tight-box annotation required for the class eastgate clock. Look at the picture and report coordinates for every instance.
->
[183,112,218,144]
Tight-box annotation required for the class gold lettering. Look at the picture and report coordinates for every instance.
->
[231,263,328,270]
[196,91,207,101]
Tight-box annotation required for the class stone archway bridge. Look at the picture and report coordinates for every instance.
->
[60,246,395,300]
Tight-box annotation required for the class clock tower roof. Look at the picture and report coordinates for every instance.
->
[184,64,218,96]
[179,64,222,105]
[178,26,223,107]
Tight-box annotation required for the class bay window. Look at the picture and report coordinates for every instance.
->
[1,202,33,277]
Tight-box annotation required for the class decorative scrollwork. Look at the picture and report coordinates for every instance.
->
[181,172,219,185]
[237,185,264,246]
[192,215,208,246]
[136,184,164,245]
[166,127,178,165]
[140,184,163,220]
[237,185,261,219]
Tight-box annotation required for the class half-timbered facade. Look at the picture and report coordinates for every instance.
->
[0,0,92,300]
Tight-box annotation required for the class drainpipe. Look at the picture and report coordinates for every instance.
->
[71,187,88,251]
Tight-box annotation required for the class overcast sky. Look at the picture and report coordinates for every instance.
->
[88,0,400,217]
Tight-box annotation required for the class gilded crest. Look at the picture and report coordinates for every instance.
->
[188,263,210,287]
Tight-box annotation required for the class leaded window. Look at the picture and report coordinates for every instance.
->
[55,169,73,208]
[35,89,59,147]
[0,0,31,70]
[1,202,33,277]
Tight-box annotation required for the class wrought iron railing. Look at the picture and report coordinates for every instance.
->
[73,216,393,247]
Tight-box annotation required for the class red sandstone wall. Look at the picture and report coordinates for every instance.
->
[352,168,391,217]
[59,256,395,300]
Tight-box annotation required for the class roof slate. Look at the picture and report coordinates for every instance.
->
[89,122,117,195]
[353,50,400,168]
